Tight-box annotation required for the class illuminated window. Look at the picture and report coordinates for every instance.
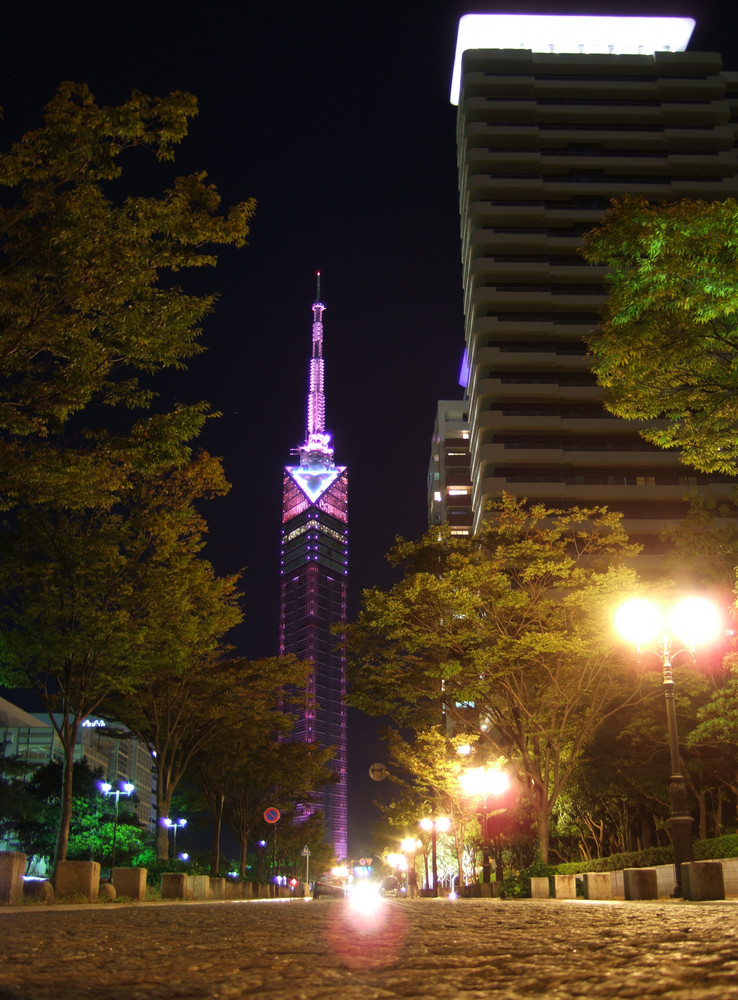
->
[448,489,469,496]
[433,491,442,502]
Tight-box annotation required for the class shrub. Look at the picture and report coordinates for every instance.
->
[500,859,557,899]
[552,834,738,875]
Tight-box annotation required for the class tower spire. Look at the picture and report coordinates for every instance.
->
[300,272,333,469]
[307,271,326,438]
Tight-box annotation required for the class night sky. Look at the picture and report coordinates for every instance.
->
[3,0,735,855]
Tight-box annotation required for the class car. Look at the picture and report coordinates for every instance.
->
[378,875,406,897]
[312,874,351,898]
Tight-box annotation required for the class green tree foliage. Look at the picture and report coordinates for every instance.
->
[0,82,255,508]
[0,84,254,869]
[687,656,738,828]
[0,758,144,870]
[0,453,240,866]
[101,654,291,861]
[378,728,481,886]
[189,656,333,876]
[223,737,336,878]
[346,496,643,862]
[581,196,738,475]
[660,492,738,592]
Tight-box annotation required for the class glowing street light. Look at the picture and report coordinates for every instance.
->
[459,765,510,885]
[615,596,721,897]
[420,815,450,897]
[164,817,187,859]
[100,780,134,870]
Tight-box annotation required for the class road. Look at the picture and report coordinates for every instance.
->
[1,896,737,999]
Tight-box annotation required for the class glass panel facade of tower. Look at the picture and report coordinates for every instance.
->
[278,277,348,862]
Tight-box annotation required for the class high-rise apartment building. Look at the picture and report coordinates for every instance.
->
[428,400,473,536]
[279,275,348,861]
[450,14,738,556]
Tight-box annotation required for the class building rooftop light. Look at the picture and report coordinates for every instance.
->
[450,14,696,105]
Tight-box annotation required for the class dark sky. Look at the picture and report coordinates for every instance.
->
[3,0,734,854]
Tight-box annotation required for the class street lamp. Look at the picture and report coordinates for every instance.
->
[615,595,720,897]
[419,816,450,897]
[459,765,510,885]
[100,780,134,870]
[164,817,187,859]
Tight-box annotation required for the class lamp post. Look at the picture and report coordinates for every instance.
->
[100,780,134,871]
[419,816,450,896]
[615,596,720,897]
[460,765,510,885]
[164,817,187,859]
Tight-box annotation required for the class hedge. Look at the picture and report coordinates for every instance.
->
[500,834,738,896]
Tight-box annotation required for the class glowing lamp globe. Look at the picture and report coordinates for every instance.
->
[669,597,721,649]
[614,598,662,647]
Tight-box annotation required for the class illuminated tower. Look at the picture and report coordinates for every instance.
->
[279,274,348,861]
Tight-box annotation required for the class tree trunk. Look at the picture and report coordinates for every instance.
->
[210,793,224,876]
[239,838,247,879]
[538,812,550,864]
[53,743,76,872]
[156,799,172,860]
[697,787,707,841]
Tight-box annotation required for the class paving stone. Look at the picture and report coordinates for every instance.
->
[0,898,737,999]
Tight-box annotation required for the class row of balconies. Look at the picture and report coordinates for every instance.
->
[460,121,736,149]
[476,442,687,469]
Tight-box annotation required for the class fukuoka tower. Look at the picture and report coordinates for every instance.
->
[279,274,348,862]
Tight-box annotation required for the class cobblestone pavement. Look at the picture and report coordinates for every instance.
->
[1,897,738,1000]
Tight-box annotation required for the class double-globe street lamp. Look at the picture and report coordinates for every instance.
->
[164,817,187,860]
[615,596,721,897]
[419,815,450,897]
[100,780,135,870]
[459,765,510,885]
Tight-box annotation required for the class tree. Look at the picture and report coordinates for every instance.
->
[189,656,327,876]
[0,453,240,867]
[0,82,255,509]
[581,196,738,475]
[223,738,336,879]
[346,496,643,862]
[0,758,144,871]
[0,84,254,868]
[379,728,480,888]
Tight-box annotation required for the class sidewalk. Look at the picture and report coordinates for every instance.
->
[2,896,738,999]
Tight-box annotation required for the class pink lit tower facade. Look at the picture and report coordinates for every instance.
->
[279,274,348,861]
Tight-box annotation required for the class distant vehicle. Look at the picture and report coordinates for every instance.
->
[312,874,351,899]
[379,875,406,896]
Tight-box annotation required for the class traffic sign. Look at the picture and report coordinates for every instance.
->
[369,762,388,782]
[301,845,311,857]
[264,807,280,824]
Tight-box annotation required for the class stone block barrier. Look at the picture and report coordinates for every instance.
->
[98,882,117,901]
[719,858,738,896]
[23,878,54,904]
[530,876,550,899]
[55,861,100,902]
[188,875,212,900]
[682,861,725,901]
[112,867,147,901]
[623,867,658,900]
[583,872,612,900]
[161,873,187,900]
[0,851,26,905]
[553,874,576,899]
[210,877,226,899]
